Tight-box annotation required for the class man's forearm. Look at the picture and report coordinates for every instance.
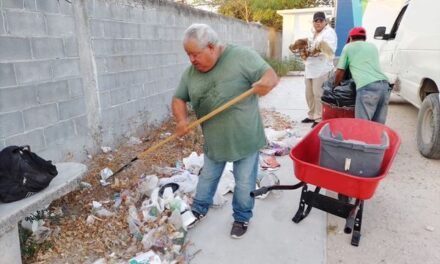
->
[253,68,279,96]
[171,97,188,122]
[334,69,346,87]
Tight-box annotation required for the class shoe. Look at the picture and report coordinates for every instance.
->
[187,210,205,229]
[311,121,319,128]
[261,156,281,171]
[301,117,315,123]
[230,221,249,239]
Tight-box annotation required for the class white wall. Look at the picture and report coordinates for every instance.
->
[277,7,334,60]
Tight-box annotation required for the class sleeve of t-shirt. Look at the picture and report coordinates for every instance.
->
[239,47,271,84]
[337,46,349,70]
[174,68,190,102]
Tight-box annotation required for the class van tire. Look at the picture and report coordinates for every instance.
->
[417,93,440,159]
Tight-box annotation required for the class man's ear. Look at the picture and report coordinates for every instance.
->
[207,42,215,50]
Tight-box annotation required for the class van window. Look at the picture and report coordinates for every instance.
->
[389,5,408,39]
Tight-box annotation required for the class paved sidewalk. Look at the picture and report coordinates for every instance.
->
[186,76,327,264]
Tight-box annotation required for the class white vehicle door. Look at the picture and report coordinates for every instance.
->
[377,5,408,85]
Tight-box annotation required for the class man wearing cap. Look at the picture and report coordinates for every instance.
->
[302,11,337,128]
[334,27,391,124]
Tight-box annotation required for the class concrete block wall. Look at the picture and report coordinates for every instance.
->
[0,0,280,162]
[0,0,88,161]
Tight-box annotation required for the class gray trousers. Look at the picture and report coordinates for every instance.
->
[355,80,391,124]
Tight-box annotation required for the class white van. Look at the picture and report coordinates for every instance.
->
[373,0,440,159]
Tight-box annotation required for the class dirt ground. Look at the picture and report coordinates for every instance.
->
[327,94,440,263]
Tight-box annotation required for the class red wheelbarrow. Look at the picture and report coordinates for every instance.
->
[251,118,401,246]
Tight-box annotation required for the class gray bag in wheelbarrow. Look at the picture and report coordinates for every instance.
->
[318,123,389,177]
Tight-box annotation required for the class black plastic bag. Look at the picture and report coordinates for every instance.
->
[0,146,58,203]
[322,78,357,107]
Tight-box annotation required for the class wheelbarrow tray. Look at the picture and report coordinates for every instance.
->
[290,118,401,200]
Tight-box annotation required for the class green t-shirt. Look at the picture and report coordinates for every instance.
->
[337,41,388,89]
[175,44,270,161]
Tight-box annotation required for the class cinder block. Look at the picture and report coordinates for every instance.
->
[52,59,80,79]
[73,115,89,136]
[109,4,130,21]
[36,81,70,104]
[59,97,86,120]
[5,11,46,36]
[0,63,16,88]
[97,73,116,91]
[144,9,157,25]
[0,85,37,112]
[95,57,107,74]
[89,19,104,38]
[59,0,73,15]
[68,78,84,98]
[106,55,138,72]
[143,81,156,97]
[5,129,46,152]
[110,87,131,106]
[103,21,139,39]
[36,0,59,13]
[34,146,61,162]
[0,36,32,60]
[24,0,37,10]
[46,15,75,36]
[64,37,79,57]
[120,101,138,120]
[0,111,24,138]
[130,7,146,22]
[23,104,58,130]
[2,0,24,9]
[31,37,64,59]
[114,39,150,55]
[115,71,144,89]
[139,25,157,40]
[90,0,112,19]
[92,39,113,56]
[130,85,143,100]
[99,91,111,109]
[159,11,174,25]
[15,60,52,84]
[43,120,76,146]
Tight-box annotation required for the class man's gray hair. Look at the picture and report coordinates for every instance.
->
[183,23,220,48]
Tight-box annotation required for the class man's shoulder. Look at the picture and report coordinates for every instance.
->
[323,25,336,35]
[227,44,253,54]
[356,41,378,52]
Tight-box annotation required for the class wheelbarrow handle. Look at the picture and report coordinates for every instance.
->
[250,186,270,197]
[137,88,256,159]
[251,182,305,198]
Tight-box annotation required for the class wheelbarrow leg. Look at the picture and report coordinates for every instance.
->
[351,200,364,246]
[292,185,321,223]
[344,199,361,234]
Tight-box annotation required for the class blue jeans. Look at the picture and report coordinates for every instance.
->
[192,151,259,223]
[355,80,391,124]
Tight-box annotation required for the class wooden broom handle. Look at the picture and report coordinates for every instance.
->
[138,88,255,159]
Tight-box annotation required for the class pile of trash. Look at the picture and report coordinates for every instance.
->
[22,110,297,264]
[260,127,302,157]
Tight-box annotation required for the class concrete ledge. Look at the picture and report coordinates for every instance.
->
[0,162,87,235]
